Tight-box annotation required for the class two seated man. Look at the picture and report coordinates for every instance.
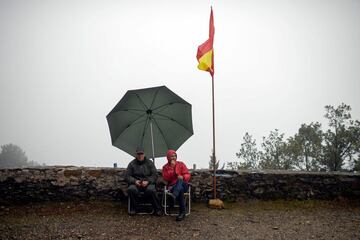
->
[126,147,190,221]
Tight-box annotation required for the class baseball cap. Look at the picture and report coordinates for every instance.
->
[136,146,144,154]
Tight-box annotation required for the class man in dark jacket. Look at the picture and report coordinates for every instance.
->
[126,147,162,216]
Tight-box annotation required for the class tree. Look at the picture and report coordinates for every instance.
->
[292,122,323,171]
[0,144,28,168]
[354,140,360,171]
[354,157,360,172]
[258,129,291,170]
[322,103,360,171]
[228,132,259,170]
[209,148,219,170]
[349,120,360,171]
[282,136,302,170]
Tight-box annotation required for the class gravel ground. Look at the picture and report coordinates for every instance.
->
[0,199,359,240]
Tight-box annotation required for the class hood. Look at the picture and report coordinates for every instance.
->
[166,149,177,163]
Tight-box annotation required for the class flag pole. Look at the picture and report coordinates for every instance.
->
[196,5,222,205]
[211,74,216,199]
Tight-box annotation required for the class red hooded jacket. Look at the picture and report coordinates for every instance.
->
[162,150,191,186]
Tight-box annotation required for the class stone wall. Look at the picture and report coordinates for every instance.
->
[0,167,359,203]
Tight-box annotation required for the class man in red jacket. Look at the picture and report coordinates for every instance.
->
[162,149,191,221]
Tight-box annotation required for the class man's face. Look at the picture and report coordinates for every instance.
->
[170,153,177,166]
[136,152,145,161]
[170,153,177,161]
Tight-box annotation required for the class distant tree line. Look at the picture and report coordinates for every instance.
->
[0,143,41,168]
[228,103,360,172]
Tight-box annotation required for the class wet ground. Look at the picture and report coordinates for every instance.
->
[1,199,359,240]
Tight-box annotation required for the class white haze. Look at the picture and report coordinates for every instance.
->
[0,0,359,169]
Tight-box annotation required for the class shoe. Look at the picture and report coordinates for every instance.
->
[176,212,185,221]
[154,209,163,216]
[128,209,136,216]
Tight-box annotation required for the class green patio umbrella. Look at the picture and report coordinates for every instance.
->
[106,86,193,162]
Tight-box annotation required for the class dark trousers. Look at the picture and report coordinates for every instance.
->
[128,184,161,211]
[171,179,189,213]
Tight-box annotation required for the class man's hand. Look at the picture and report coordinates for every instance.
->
[177,175,183,180]
[141,180,149,188]
[135,180,142,187]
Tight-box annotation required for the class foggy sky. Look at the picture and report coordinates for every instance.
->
[1,0,359,169]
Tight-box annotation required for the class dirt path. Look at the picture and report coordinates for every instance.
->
[1,200,359,240]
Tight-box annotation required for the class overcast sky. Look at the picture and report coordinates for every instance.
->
[0,0,359,169]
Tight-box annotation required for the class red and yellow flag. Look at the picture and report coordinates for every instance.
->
[197,7,215,76]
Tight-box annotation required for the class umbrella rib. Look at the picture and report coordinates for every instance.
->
[112,114,148,144]
[152,102,187,112]
[149,87,162,110]
[116,109,146,116]
[134,93,149,110]
[119,108,145,112]
[152,112,193,134]
[152,117,170,150]
[140,115,150,148]
[120,111,148,127]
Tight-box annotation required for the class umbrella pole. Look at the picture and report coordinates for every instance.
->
[150,121,155,165]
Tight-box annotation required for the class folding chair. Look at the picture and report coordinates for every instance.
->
[162,185,191,216]
[128,191,154,215]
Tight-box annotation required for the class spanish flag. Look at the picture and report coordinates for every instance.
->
[197,7,215,76]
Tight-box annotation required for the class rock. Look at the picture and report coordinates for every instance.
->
[64,170,82,178]
[253,187,264,195]
[0,168,359,203]
[193,232,200,237]
[208,198,224,209]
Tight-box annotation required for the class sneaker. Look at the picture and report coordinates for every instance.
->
[128,209,137,216]
[176,212,185,221]
[154,209,163,216]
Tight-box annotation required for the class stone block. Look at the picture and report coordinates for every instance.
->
[64,170,82,178]
[87,170,102,178]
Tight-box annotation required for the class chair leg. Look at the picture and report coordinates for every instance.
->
[164,190,169,215]
[128,196,131,214]
[128,193,155,215]
[186,192,191,216]
[163,189,191,216]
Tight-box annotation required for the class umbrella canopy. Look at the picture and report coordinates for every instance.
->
[106,86,193,158]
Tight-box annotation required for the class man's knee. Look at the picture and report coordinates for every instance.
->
[144,184,156,195]
[128,185,138,194]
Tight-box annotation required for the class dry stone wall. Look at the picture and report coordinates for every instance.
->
[0,167,359,203]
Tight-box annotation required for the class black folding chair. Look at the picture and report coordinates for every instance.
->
[128,191,154,215]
